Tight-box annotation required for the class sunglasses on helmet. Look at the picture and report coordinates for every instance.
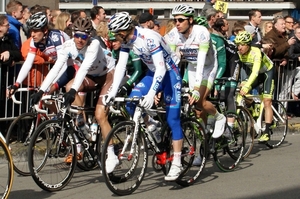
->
[74,33,89,40]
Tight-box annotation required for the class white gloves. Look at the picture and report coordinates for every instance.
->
[104,93,115,106]
[141,94,154,109]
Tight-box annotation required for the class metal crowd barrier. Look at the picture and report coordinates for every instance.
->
[0,58,299,121]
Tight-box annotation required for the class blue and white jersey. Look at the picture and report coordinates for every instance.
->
[16,29,70,85]
[121,26,180,72]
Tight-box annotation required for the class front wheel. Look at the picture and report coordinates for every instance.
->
[101,120,148,196]
[176,118,207,187]
[28,119,77,192]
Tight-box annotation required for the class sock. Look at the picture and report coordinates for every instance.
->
[265,123,271,134]
[107,145,115,158]
[172,152,182,166]
[214,111,223,120]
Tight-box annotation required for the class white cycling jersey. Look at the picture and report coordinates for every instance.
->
[16,30,70,85]
[40,37,114,92]
[164,25,217,89]
[110,26,180,97]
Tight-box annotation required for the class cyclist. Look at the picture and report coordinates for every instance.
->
[234,31,274,142]
[164,4,226,139]
[105,12,183,181]
[30,17,116,160]
[6,12,69,97]
[108,31,147,96]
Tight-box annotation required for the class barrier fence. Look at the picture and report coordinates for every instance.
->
[0,58,299,122]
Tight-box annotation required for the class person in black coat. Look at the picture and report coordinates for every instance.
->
[0,14,22,129]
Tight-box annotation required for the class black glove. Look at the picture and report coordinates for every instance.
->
[63,88,76,107]
[30,90,44,105]
[7,84,19,96]
[117,83,132,96]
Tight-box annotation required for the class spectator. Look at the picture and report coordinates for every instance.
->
[50,9,62,26]
[261,21,273,37]
[19,5,31,43]
[153,16,161,33]
[288,26,300,100]
[70,10,86,23]
[247,9,262,45]
[200,0,216,17]
[90,6,106,29]
[0,14,22,120]
[284,15,295,38]
[95,21,111,50]
[264,15,296,109]
[54,12,72,39]
[138,12,155,29]
[164,19,176,35]
[5,0,23,49]
[205,8,218,28]
[229,24,245,42]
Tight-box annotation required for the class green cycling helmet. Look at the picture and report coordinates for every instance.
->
[108,31,116,41]
[194,16,208,28]
[234,31,252,44]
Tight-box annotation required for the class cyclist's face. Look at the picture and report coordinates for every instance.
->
[74,32,90,50]
[237,43,250,55]
[111,40,121,50]
[31,29,46,43]
[174,15,190,34]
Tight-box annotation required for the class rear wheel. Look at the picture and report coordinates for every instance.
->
[6,112,47,176]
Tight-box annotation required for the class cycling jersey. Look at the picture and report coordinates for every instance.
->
[164,25,217,90]
[40,38,114,92]
[112,49,147,86]
[15,30,69,85]
[111,26,183,140]
[238,46,273,90]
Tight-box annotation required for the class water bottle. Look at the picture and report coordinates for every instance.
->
[90,122,98,142]
[147,124,161,143]
[76,114,91,141]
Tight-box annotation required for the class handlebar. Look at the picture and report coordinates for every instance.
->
[11,87,37,104]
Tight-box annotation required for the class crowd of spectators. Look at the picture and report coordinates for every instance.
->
[1,0,300,128]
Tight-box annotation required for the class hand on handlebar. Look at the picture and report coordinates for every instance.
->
[6,84,19,98]
[30,90,44,105]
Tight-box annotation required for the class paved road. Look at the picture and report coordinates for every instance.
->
[9,132,300,199]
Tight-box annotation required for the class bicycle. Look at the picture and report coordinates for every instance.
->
[101,96,207,196]
[6,89,60,176]
[0,132,14,199]
[182,80,246,172]
[236,87,288,149]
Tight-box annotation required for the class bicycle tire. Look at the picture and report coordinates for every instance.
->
[0,138,14,199]
[262,100,288,149]
[6,112,46,176]
[176,118,207,187]
[236,106,255,159]
[28,119,77,192]
[101,120,148,196]
[213,113,245,172]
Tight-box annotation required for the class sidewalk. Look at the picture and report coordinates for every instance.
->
[288,117,300,133]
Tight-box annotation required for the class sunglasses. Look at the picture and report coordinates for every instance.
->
[74,33,89,40]
[173,17,189,23]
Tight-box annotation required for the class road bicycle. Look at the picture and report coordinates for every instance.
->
[184,78,246,172]
[0,132,14,199]
[236,88,288,149]
[6,89,59,176]
[101,96,207,196]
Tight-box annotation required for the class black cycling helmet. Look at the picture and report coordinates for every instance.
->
[26,12,48,30]
[72,17,93,33]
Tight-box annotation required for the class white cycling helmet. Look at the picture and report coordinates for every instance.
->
[26,12,48,30]
[108,12,132,33]
[172,4,195,17]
